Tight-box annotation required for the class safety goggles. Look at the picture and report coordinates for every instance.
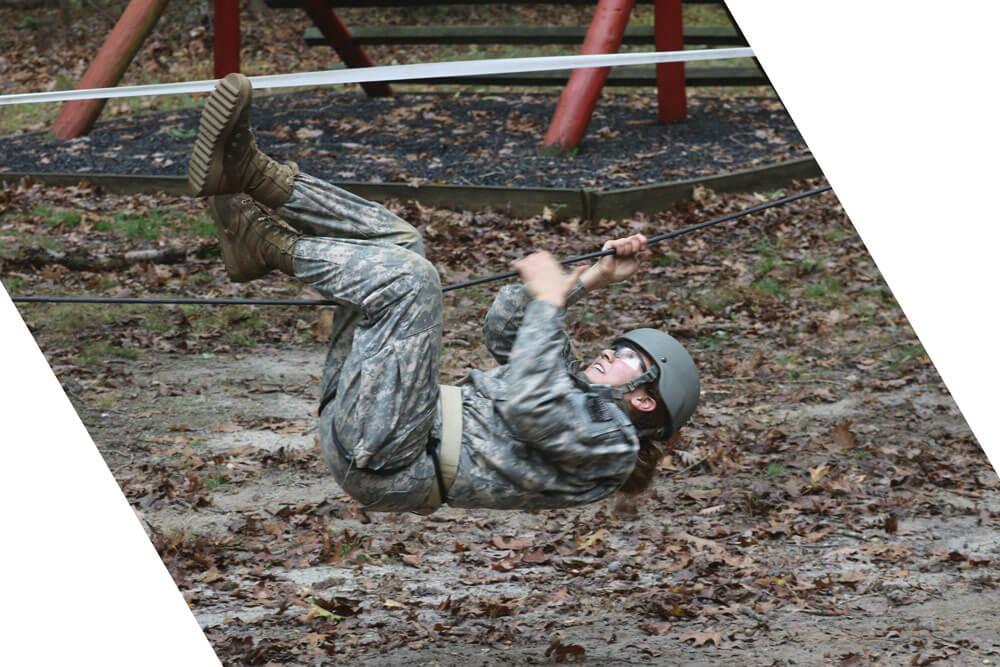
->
[612,343,648,374]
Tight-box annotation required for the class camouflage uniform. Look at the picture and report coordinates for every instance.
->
[279,173,639,512]
[445,284,640,510]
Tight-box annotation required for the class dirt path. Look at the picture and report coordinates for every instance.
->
[76,341,999,666]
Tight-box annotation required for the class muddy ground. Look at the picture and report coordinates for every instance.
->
[6,178,997,665]
[79,348,1000,666]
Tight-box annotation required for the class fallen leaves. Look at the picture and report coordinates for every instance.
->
[830,419,859,451]
[545,637,586,662]
[679,630,723,648]
[311,596,360,619]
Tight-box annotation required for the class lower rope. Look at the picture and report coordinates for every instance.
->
[9,185,832,306]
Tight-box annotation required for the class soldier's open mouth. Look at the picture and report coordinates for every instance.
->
[592,362,605,374]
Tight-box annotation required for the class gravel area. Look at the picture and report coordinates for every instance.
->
[0,91,808,190]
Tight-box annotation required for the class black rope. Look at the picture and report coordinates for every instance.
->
[10,185,832,307]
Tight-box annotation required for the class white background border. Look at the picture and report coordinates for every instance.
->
[2,1,998,662]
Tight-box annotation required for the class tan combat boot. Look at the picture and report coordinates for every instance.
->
[188,73,299,209]
[208,195,301,282]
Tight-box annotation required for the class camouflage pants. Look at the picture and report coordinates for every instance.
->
[276,173,440,511]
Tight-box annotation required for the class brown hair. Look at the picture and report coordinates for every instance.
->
[619,397,680,495]
[619,434,681,495]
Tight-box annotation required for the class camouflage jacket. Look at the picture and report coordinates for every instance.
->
[445,284,640,510]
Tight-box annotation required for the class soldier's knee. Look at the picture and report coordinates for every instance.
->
[398,254,440,296]
[373,248,439,298]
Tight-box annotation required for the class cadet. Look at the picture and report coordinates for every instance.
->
[188,74,700,513]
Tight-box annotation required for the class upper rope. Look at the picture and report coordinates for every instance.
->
[0,48,753,106]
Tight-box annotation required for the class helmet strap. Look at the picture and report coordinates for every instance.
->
[617,368,659,396]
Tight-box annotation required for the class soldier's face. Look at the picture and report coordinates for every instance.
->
[583,345,652,387]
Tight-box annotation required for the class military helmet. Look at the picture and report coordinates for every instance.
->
[612,328,700,438]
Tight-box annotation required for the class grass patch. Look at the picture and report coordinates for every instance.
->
[751,277,787,297]
[78,340,141,366]
[160,126,198,139]
[776,355,802,379]
[755,255,784,276]
[797,256,822,275]
[755,234,783,259]
[183,215,217,238]
[754,234,786,276]
[205,470,233,490]
[766,463,786,476]
[804,278,843,299]
[328,530,370,561]
[93,210,169,240]
[823,225,850,242]
[29,206,82,228]
[93,275,118,291]
[865,286,900,308]
[691,286,739,314]
[653,255,674,267]
[40,303,173,340]
[93,210,218,240]
[226,332,258,347]
[184,271,214,285]
[0,102,60,136]
[2,276,25,292]
[454,285,493,305]
[888,343,926,368]
[697,329,733,350]
[163,305,268,348]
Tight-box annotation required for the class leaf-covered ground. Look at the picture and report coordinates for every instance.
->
[3,178,998,665]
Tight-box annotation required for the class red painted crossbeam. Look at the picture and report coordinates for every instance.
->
[655,0,686,122]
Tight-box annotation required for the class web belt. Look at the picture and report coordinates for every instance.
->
[319,384,464,514]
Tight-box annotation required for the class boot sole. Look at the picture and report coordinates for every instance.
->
[187,75,252,197]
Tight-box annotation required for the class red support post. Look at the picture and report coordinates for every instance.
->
[52,0,170,140]
[301,0,393,97]
[542,0,635,154]
[213,0,240,78]
[654,0,686,123]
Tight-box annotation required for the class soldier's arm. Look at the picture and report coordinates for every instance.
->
[482,282,587,364]
[499,299,639,478]
[483,233,648,364]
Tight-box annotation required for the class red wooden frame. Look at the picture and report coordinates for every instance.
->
[654,0,686,123]
[53,0,170,139]
[301,0,393,97]
[543,0,636,154]
[213,0,240,78]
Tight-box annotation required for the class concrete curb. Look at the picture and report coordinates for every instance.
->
[1,156,820,219]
